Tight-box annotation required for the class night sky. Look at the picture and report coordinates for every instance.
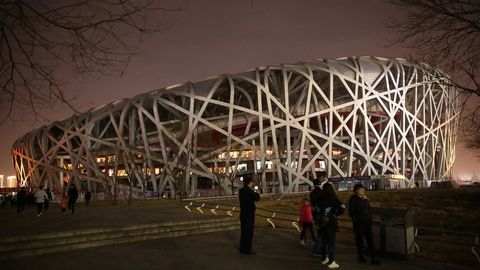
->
[0,0,478,180]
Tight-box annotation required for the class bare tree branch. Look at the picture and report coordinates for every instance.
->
[387,0,480,154]
[0,0,186,123]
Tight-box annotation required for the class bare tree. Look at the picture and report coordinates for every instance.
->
[387,0,480,152]
[0,0,185,123]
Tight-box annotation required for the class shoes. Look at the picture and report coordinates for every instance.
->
[37,214,41,217]
[321,258,329,264]
[358,256,367,263]
[371,259,381,265]
[313,252,322,257]
[240,251,256,255]
[328,261,339,268]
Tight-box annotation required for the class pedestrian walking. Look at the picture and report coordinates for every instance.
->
[67,184,78,213]
[84,190,92,206]
[239,176,260,255]
[298,197,316,245]
[60,194,68,214]
[44,188,53,212]
[34,186,49,217]
[349,183,380,265]
[16,187,27,213]
[318,182,345,269]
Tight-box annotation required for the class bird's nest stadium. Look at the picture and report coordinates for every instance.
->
[12,56,459,198]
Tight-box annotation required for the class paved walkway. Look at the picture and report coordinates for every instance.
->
[0,201,475,270]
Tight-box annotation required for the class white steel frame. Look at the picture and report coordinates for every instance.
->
[12,57,459,196]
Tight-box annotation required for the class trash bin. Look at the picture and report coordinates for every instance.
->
[371,207,415,259]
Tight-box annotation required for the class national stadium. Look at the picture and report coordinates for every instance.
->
[11,57,459,198]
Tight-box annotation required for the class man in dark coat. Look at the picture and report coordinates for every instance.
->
[348,183,380,264]
[67,184,79,213]
[239,176,260,255]
[84,190,92,206]
[16,187,27,213]
[310,177,325,255]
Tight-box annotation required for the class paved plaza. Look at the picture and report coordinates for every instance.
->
[0,201,475,270]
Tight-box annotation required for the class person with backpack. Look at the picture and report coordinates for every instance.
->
[318,182,345,269]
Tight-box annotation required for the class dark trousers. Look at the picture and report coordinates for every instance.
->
[300,222,316,241]
[353,222,375,259]
[68,200,76,213]
[36,203,43,215]
[321,228,336,262]
[240,215,255,253]
[313,225,325,253]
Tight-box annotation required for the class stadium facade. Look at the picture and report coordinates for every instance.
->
[12,57,459,197]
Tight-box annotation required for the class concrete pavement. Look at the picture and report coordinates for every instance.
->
[0,201,475,270]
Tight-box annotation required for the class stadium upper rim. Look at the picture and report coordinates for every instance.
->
[14,55,449,140]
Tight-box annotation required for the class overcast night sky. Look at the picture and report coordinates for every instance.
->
[0,0,478,180]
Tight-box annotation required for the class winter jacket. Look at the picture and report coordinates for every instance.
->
[299,205,313,223]
[348,194,372,224]
[320,197,346,232]
[239,185,260,221]
[309,187,325,222]
[34,190,48,203]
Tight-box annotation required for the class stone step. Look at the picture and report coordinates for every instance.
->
[0,218,239,260]
[0,216,236,244]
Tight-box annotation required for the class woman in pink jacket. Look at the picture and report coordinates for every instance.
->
[299,197,316,245]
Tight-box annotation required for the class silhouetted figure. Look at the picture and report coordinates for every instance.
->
[44,188,53,211]
[310,177,326,255]
[67,185,78,213]
[239,176,260,255]
[16,187,27,213]
[349,183,380,265]
[26,191,35,206]
[318,183,345,268]
[84,190,92,206]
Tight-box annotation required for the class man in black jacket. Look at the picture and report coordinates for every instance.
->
[310,177,325,255]
[239,176,260,255]
[348,183,380,264]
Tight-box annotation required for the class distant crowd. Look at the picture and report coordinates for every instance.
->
[0,184,92,216]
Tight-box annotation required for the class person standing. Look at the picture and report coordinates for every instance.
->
[349,183,380,265]
[239,176,260,255]
[44,188,53,212]
[16,187,27,213]
[84,190,92,206]
[60,193,68,214]
[298,197,316,245]
[67,184,79,213]
[34,186,49,217]
[319,183,345,269]
[310,177,325,255]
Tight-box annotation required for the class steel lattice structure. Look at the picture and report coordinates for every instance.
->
[12,57,459,197]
